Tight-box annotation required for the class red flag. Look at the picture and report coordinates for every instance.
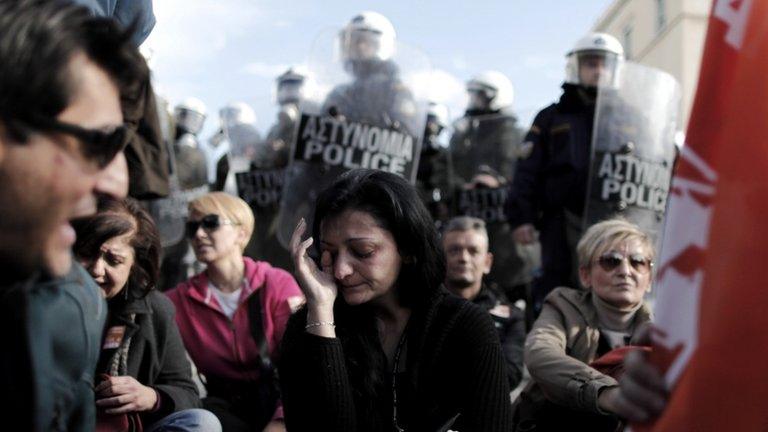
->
[645,0,768,429]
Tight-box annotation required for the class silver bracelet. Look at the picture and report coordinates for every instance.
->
[305,321,335,330]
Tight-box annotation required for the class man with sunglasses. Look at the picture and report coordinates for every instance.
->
[0,1,145,429]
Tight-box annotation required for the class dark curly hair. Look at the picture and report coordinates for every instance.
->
[72,197,161,300]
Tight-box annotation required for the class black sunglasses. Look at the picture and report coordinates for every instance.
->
[185,214,240,238]
[20,114,127,169]
[597,252,653,274]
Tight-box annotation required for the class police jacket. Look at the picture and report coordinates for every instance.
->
[449,109,524,185]
[322,59,419,137]
[508,84,597,228]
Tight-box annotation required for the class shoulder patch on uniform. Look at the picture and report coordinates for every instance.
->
[550,123,571,135]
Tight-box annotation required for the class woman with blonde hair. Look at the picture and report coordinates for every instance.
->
[166,192,304,432]
[514,218,654,431]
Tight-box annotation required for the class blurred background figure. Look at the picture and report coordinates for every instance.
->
[416,101,452,229]
[449,70,537,309]
[260,67,311,170]
[156,97,210,291]
[173,97,209,191]
[238,67,312,271]
[210,101,262,194]
[276,10,427,248]
[508,32,625,316]
[450,70,523,185]
[322,11,420,133]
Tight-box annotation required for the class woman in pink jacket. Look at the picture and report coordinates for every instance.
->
[166,192,303,432]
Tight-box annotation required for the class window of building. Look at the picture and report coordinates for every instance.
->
[622,24,633,60]
[656,0,667,33]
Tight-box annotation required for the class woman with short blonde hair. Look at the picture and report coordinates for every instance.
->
[167,192,303,432]
[514,218,654,431]
[188,192,255,252]
[576,218,655,273]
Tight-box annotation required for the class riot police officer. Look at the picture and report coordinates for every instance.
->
[276,11,426,247]
[447,71,534,305]
[508,32,625,314]
[158,97,210,290]
[322,11,419,135]
[173,97,209,190]
[449,70,525,185]
[261,67,310,170]
[215,102,262,194]
[416,101,452,228]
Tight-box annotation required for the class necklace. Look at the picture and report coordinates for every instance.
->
[392,323,409,432]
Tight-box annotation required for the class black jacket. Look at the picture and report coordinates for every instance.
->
[279,291,513,432]
[508,84,597,228]
[98,290,201,423]
[471,286,526,389]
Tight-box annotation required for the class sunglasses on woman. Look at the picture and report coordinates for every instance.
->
[185,214,239,238]
[597,251,653,274]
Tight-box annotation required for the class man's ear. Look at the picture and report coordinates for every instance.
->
[483,252,493,275]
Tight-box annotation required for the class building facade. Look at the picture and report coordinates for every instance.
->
[593,0,712,127]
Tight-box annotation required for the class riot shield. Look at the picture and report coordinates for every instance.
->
[275,29,431,247]
[221,122,262,195]
[202,132,230,186]
[260,106,300,170]
[584,62,680,244]
[448,111,526,185]
[237,167,292,270]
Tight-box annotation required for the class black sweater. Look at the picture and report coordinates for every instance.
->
[279,292,512,432]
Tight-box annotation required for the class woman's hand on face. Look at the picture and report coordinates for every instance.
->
[94,375,158,413]
[290,218,337,310]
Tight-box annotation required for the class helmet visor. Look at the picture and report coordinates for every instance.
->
[341,29,382,61]
[577,51,620,88]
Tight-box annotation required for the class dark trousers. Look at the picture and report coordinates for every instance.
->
[203,375,278,432]
[531,211,582,316]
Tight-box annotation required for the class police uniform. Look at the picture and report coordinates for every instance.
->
[449,110,532,299]
[507,83,597,312]
[448,110,525,186]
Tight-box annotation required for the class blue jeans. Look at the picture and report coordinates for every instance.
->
[146,409,222,432]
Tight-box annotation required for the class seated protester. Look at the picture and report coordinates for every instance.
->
[166,192,304,432]
[442,216,526,389]
[72,197,220,431]
[281,169,513,432]
[514,218,654,431]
